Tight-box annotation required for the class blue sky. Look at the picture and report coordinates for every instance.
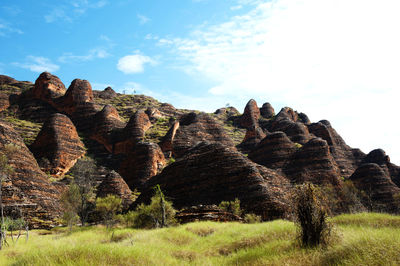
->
[1,0,400,164]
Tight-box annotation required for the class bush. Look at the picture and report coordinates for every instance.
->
[96,195,122,228]
[293,183,332,247]
[219,198,242,216]
[132,188,176,229]
[243,213,261,224]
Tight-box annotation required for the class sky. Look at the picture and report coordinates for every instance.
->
[0,0,399,164]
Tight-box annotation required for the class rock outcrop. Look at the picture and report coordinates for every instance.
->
[95,86,117,99]
[160,112,235,158]
[308,120,365,178]
[140,142,291,220]
[350,163,400,212]
[249,131,297,169]
[0,122,62,228]
[260,102,275,119]
[284,138,342,186]
[30,113,86,177]
[31,72,66,106]
[96,170,133,209]
[119,142,165,190]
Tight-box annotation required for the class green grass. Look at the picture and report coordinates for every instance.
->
[0,213,400,265]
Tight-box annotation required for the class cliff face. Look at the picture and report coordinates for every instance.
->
[1,72,400,226]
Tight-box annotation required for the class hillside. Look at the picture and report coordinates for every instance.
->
[0,72,399,227]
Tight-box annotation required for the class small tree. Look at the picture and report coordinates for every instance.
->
[60,182,81,231]
[293,183,332,247]
[67,158,97,226]
[95,195,122,228]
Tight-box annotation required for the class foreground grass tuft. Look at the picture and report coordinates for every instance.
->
[0,213,399,265]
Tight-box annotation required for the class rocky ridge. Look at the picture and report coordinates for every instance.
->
[0,72,399,227]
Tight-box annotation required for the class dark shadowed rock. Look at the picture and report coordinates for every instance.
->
[119,142,165,190]
[260,102,275,118]
[284,138,342,186]
[298,112,310,124]
[91,105,125,153]
[0,122,62,228]
[308,120,365,178]
[350,163,400,212]
[31,72,66,105]
[160,112,235,158]
[240,99,260,128]
[214,107,240,116]
[363,149,390,165]
[238,127,266,153]
[176,205,243,223]
[159,121,180,154]
[97,86,117,99]
[269,118,310,144]
[97,170,133,209]
[140,142,291,220]
[275,107,298,122]
[249,131,297,169]
[30,113,86,177]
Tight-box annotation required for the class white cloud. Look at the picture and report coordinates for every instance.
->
[45,1,107,23]
[0,20,23,36]
[137,14,150,25]
[58,47,110,63]
[117,53,156,74]
[13,56,60,73]
[145,33,159,40]
[230,5,243,10]
[163,0,400,164]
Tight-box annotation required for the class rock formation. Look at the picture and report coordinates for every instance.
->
[284,138,342,186]
[350,163,400,212]
[96,170,133,209]
[260,102,275,119]
[160,112,235,158]
[140,142,291,220]
[30,113,86,177]
[31,72,66,106]
[0,122,62,228]
[119,142,165,190]
[249,131,297,169]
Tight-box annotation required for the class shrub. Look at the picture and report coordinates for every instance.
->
[293,183,332,247]
[132,187,176,229]
[219,198,242,216]
[243,213,261,224]
[96,195,122,229]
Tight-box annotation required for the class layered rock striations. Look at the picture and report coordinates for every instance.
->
[30,113,86,177]
[141,142,291,220]
[0,122,62,227]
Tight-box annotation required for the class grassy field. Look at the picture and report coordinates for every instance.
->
[0,212,400,265]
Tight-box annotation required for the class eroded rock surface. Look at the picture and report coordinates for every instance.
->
[140,142,291,220]
[30,113,86,177]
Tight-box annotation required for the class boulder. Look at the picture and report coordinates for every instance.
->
[61,79,94,115]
